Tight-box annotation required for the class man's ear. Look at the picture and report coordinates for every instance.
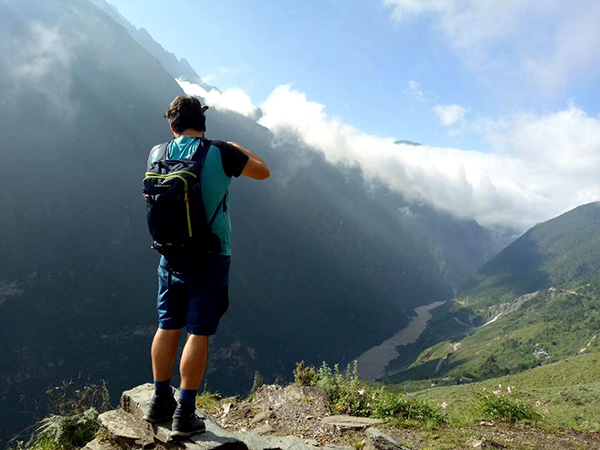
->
[202,106,209,112]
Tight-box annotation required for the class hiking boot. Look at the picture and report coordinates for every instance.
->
[143,387,177,423]
[171,402,206,438]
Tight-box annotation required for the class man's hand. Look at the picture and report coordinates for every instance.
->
[229,142,270,180]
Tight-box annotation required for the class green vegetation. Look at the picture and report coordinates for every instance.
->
[295,361,446,427]
[459,202,600,310]
[8,380,110,450]
[404,351,600,431]
[23,409,100,450]
[293,360,318,386]
[474,386,543,423]
[196,391,223,413]
[394,278,600,386]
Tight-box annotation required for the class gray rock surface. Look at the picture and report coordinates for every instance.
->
[236,431,350,450]
[365,428,410,450]
[97,384,352,450]
[322,415,383,429]
[84,438,121,450]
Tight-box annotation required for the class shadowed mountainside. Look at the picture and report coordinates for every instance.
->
[0,0,501,440]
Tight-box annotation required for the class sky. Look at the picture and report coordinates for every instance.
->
[108,0,600,231]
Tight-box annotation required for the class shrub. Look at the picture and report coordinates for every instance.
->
[371,390,444,423]
[294,361,318,387]
[9,379,111,450]
[29,408,99,450]
[316,361,371,416]
[310,361,445,426]
[475,386,543,423]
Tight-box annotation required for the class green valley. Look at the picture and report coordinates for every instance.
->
[385,202,600,391]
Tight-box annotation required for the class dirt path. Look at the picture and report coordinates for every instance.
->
[355,301,445,381]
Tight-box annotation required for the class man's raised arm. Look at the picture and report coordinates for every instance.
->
[229,142,270,180]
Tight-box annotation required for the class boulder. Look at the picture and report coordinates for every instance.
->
[322,415,383,430]
[365,428,410,450]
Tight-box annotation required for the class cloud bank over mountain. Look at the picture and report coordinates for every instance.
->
[177,79,259,120]
[179,79,600,232]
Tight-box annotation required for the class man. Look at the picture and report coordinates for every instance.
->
[143,96,270,437]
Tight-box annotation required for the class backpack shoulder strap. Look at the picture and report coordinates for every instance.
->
[147,142,170,169]
[190,137,212,167]
[190,138,225,229]
[208,194,227,228]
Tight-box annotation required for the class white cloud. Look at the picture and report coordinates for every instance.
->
[404,80,424,101]
[172,78,600,231]
[433,104,466,126]
[177,79,258,119]
[383,0,600,93]
[382,0,452,21]
[259,85,600,231]
[523,2,600,91]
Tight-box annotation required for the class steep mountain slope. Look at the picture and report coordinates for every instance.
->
[0,0,499,440]
[385,202,600,385]
[459,201,600,310]
[88,0,216,91]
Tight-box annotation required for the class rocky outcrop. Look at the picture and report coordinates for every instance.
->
[87,384,355,450]
[365,428,409,450]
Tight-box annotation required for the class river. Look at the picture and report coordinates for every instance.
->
[355,301,446,381]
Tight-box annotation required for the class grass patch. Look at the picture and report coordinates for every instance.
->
[475,386,543,423]
[400,352,600,430]
[196,392,222,412]
[295,361,446,428]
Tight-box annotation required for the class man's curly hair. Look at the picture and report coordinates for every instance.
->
[164,96,209,133]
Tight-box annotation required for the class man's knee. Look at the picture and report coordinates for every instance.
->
[185,334,209,346]
[153,328,184,345]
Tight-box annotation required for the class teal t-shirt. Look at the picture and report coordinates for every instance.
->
[150,135,248,256]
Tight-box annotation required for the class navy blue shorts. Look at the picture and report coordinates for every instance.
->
[156,255,230,335]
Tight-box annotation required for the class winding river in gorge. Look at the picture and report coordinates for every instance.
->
[355,301,446,381]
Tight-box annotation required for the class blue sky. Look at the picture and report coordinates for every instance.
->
[107,0,503,149]
[108,0,600,229]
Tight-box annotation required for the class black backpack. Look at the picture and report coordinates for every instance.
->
[143,138,225,259]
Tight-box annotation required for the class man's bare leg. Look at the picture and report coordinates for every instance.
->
[151,328,183,382]
[170,334,209,435]
[180,334,209,390]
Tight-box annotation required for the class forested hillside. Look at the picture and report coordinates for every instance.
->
[459,202,600,310]
[385,202,600,385]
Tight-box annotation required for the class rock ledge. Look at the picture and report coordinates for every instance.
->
[87,384,365,450]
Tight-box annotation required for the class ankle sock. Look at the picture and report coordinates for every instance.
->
[179,388,198,407]
[154,379,171,395]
